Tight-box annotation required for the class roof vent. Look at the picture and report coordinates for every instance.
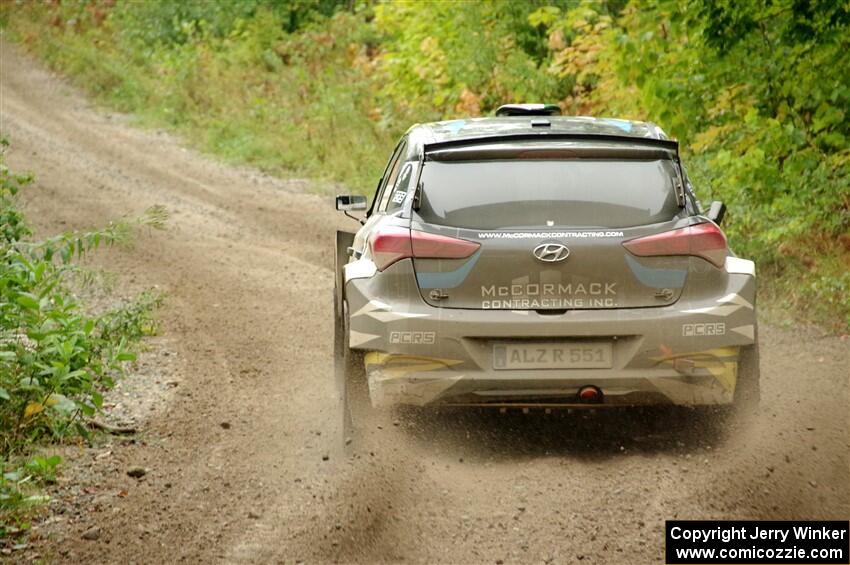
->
[495,104,562,117]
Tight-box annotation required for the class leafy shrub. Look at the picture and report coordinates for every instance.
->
[373,1,573,116]
[0,148,165,454]
[0,141,165,522]
[0,454,61,541]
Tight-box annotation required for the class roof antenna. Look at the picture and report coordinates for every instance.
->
[495,104,561,117]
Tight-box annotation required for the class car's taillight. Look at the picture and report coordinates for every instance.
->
[622,222,727,268]
[370,227,480,271]
[410,230,481,259]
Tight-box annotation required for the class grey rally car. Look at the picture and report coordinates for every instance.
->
[334,104,759,411]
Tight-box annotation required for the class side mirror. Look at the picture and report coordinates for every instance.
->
[707,200,726,225]
[335,195,367,212]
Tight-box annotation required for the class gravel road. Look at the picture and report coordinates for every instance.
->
[1,40,848,564]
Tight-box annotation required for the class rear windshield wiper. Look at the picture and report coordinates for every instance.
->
[412,180,423,211]
[672,154,686,208]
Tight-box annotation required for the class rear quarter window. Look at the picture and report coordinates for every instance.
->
[386,161,415,213]
[416,159,680,229]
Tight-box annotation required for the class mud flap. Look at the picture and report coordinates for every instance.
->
[334,230,356,452]
[334,231,355,324]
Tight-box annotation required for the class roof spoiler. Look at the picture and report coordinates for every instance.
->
[427,145,676,162]
[423,133,679,154]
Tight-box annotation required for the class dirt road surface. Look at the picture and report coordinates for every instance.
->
[1,40,848,564]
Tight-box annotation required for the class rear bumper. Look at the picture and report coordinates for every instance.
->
[345,259,757,407]
[365,351,741,407]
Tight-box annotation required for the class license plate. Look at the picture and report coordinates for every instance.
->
[493,342,613,370]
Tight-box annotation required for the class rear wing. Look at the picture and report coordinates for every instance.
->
[422,132,679,155]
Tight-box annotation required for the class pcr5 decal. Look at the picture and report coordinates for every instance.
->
[682,322,726,337]
[389,331,436,345]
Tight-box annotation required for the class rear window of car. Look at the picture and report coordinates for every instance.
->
[415,159,680,229]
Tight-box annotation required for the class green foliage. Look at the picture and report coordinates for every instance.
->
[3,0,847,329]
[1,456,55,510]
[0,143,164,523]
[374,1,572,116]
[1,454,61,541]
[0,142,31,244]
[606,0,850,329]
[111,0,348,45]
[23,455,62,484]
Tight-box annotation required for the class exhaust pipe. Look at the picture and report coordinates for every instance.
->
[577,385,603,404]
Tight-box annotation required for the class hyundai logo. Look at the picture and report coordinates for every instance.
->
[532,243,570,262]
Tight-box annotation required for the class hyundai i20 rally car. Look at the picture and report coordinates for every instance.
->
[334,104,759,412]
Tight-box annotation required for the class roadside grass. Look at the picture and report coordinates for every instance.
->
[1,6,399,194]
[759,242,850,333]
[0,140,165,540]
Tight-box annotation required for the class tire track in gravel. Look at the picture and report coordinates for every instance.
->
[1,39,847,564]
